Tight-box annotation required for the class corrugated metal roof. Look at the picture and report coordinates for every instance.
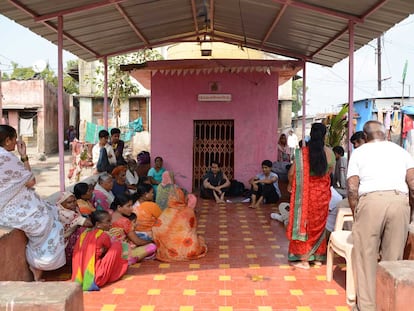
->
[1,0,413,67]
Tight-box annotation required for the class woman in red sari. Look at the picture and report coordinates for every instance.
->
[287,123,335,269]
[71,210,128,291]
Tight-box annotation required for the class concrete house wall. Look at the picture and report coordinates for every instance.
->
[1,79,70,153]
[150,70,280,191]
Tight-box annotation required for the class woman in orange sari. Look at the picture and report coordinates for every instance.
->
[152,187,207,262]
[287,123,335,269]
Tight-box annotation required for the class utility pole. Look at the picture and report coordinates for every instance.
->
[377,37,382,91]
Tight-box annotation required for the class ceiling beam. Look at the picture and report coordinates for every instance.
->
[311,0,389,58]
[34,0,127,22]
[190,0,200,37]
[310,27,348,58]
[212,33,310,61]
[115,3,150,47]
[101,33,199,59]
[272,0,363,23]
[260,1,289,48]
[8,0,99,57]
[210,0,215,34]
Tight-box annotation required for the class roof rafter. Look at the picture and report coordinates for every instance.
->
[209,0,215,34]
[260,1,289,49]
[311,0,389,58]
[190,0,200,38]
[115,3,150,47]
[212,33,309,61]
[272,0,364,22]
[33,0,127,22]
[8,0,99,57]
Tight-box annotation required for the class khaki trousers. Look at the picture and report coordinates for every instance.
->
[352,191,410,311]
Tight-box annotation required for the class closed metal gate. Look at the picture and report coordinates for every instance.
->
[193,120,234,191]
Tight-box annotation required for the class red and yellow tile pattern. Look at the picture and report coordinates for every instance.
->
[47,199,350,311]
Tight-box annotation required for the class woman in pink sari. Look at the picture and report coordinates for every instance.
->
[152,187,207,262]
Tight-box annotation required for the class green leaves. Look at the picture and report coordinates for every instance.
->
[326,104,348,147]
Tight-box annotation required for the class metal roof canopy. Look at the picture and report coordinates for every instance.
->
[2,0,414,67]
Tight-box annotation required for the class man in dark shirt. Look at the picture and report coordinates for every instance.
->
[110,128,127,165]
[200,160,231,203]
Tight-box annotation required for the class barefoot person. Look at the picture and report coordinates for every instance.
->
[0,125,66,281]
[200,160,231,203]
[248,160,281,209]
[286,123,335,269]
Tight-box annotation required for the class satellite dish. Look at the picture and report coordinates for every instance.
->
[32,60,47,73]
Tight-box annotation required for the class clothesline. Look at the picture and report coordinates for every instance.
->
[84,117,143,144]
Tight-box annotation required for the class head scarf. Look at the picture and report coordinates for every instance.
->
[161,171,174,186]
[57,191,75,207]
[111,165,127,178]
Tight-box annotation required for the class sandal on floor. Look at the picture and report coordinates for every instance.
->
[312,261,323,266]
[290,261,310,270]
[248,205,256,209]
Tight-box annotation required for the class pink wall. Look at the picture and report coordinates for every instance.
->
[2,80,70,153]
[151,70,279,192]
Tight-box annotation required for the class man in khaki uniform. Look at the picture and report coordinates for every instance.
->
[347,120,414,310]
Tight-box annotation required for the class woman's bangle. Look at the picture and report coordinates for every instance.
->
[21,155,29,162]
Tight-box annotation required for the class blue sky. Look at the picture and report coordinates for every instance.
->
[1,13,414,115]
[0,15,77,73]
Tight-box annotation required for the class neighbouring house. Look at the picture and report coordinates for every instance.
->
[77,59,150,139]
[353,96,414,143]
[1,79,70,154]
[122,58,302,192]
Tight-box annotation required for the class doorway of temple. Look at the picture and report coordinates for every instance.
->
[193,120,234,192]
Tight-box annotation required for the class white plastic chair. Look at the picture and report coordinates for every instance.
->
[326,206,355,305]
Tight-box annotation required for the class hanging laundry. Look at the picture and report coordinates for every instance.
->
[402,114,414,139]
[19,117,34,137]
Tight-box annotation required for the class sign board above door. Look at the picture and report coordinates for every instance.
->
[198,94,232,102]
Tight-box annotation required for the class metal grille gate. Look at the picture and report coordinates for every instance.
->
[193,120,234,191]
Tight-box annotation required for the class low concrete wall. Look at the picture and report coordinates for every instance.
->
[0,281,83,311]
[0,226,33,281]
[376,260,414,310]
[403,224,414,260]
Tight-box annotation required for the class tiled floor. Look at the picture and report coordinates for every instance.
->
[47,198,350,311]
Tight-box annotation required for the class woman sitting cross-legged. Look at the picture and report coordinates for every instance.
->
[109,194,157,264]
[71,210,128,291]
[133,183,162,242]
[152,187,208,262]
[57,191,93,263]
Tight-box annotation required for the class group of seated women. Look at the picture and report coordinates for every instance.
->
[57,165,207,291]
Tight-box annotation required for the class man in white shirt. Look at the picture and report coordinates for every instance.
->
[287,129,298,156]
[92,129,117,173]
[347,120,414,311]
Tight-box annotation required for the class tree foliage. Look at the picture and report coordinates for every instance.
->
[1,61,79,94]
[91,49,163,125]
[93,50,163,100]
[292,79,304,116]
[63,59,79,95]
